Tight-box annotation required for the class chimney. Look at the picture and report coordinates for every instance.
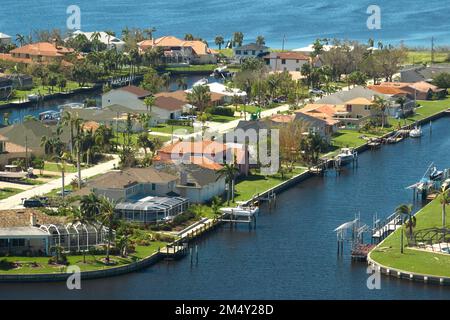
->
[180,171,188,185]
[30,212,37,226]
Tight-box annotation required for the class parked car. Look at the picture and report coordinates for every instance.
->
[23,198,44,208]
[309,88,324,95]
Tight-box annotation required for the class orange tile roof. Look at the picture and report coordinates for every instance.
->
[82,121,100,132]
[119,85,152,98]
[270,114,295,123]
[138,36,215,56]
[188,156,223,170]
[158,140,227,155]
[296,104,341,126]
[11,42,74,57]
[368,85,410,95]
[345,97,374,105]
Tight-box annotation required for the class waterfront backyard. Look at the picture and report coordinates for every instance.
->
[370,197,450,277]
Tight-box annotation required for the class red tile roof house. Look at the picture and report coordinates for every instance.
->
[264,51,311,72]
[154,140,250,176]
[0,42,76,65]
[138,36,218,64]
[294,104,341,142]
[374,82,446,100]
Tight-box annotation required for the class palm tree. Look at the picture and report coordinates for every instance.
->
[373,95,389,129]
[395,204,416,241]
[214,35,224,50]
[256,35,265,46]
[67,207,93,263]
[216,163,240,205]
[90,32,102,51]
[232,32,244,47]
[16,34,25,46]
[176,77,188,90]
[211,196,222,221]
[56,152,71,200]
[62,111,77,156]
[396,96,407,124]
[161,72,171,92]
[98,196,117,264]
[144,27,157,40]
[440,187,450,228]
[186,84,211,114]
[105,30,115,49]
[143,95,155,113]
[80,193,101,218]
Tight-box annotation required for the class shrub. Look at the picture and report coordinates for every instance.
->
[206,106,234,117]
[166,119,192,126]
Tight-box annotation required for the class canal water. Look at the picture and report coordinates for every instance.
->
[0,74,217,124]
[1,116,450,299]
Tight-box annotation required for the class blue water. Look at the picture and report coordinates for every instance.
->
[1,117,450,299]
[1,0,449,48]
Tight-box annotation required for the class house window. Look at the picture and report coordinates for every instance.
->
[346,105,352,112]
[0,239,7,247]
[11,239,25,247]
[236,50,241,55]
[364,105,371,110]
[281,59,286,64]
[296,59,299,63]
[252,50,256,55]
[152,183,156,191]
[243,51,248,55]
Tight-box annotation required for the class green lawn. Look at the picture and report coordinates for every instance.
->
[44,162,77,173]
[209,114,238,123]
[151,124,194,135]
[406,51,449,65]
[0,241,166,274]
[330,130,379,151]
[0,81,94,105]
[0,188,23,200]
[234,168,305,202]
[389,98,450,128]
[163,64,217,73]
[370,198,450,277]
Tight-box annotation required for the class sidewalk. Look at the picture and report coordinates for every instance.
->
[0,155,119,210]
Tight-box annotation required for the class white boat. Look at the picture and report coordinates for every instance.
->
[335,148,357,165]
[220,206,259,216]
[193,78,208,87]
[442,179,450,191]
[410,126,422,138]
[27,94,39,101]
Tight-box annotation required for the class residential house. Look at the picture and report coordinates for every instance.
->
[269,114,295,125]
[400,64,450,83]
[102,86,185,124]
[154,140,249,176]
[0,42,75,65]
[316,86,393,126]
[138,36,217,64]
[67,30,126,51]
[0,33,11,45]
[264,51,310,72]
[0,120,71,159]
[294,104,340,141]
[74,167,189,224]
[0,209,107,255]
[200,82,247,103]
[156,162,227,204]
[368,84,416,117]
[375,81,446,101]
[0,134,30,167]
[78,167,179,201]
[0,77,13,100]
[233,43,270,63]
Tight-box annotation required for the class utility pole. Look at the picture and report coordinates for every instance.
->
[431,37,435,65]
[25,135,28,170]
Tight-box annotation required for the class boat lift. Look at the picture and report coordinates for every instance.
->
[334,214,370,256]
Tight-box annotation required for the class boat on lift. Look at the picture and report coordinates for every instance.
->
[430,166,444,181]
[410,126,423,138]
[193,78,208,87]
[335,148,358,165]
